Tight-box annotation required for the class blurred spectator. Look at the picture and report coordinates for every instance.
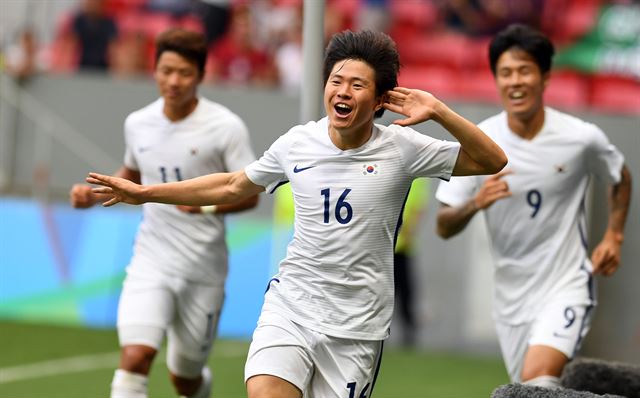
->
[356,0,391,32]
[110,31,148,78]
[437,0,542,37]
[324,2,349,41]
[274,6,303,94]
[71,0,118,70]
[147,0,194,17]
[251,0,301,51]
[206,5,278,86]
[4,27,46,80]
[196,0,232,47]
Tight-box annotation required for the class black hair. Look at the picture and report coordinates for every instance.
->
[155,28,207,77]
[489,24,555,75]
[324,30,400,118]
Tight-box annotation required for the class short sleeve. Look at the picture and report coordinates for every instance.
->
[435,175,480,207]
[245,133,291,193]
[392,126,460,180]
[221,116,256,172]
[586,124,625,184]
[123,117,138,171]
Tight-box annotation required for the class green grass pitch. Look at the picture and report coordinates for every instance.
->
[0,321,508,397]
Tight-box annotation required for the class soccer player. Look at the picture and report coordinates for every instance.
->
[435,24,632,388]
[86,30,507,398]
[69,29,259,398]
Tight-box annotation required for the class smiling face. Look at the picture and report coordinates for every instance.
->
[324,59,384,147]
[495,48,548,123]
[154,51,201,111]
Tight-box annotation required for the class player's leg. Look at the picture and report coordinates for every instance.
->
[521,345,567,387]
[246,375,302,398]
[112,272,175,398]
[494,321,531,382]
[521,301,594,387]
[393,252,416,346]
[310,335,384,398]
[166,280,224,397]
[245,306,313,398]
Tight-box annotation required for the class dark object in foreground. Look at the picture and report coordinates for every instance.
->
[491,383,624,398]
[561,357,640,398]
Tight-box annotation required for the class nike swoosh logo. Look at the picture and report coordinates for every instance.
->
[553,332,571,339]
[293,165,315,173]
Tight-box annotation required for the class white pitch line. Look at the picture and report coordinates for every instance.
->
[0,344,247,384]
[0,351,121,384]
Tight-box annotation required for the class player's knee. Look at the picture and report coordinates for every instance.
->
[170,367,211,398]
[521,345,567,381]
[170,373,200,396]
[120,345,157,374]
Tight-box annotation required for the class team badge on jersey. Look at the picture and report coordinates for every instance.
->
[554,164,566,173]
[362,164,379,175]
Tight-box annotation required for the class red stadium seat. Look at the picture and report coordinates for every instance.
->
[544,70,589,111]
[590,74,640,115]
[397,32,469,71]
[458,68,500,104]
[543,0,601,44]
[179,15,205,33]
[388,0,438,31]
[398,65,460,100]
[464,37,492,71]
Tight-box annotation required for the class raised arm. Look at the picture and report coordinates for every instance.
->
[591,164,632,276]
[87,169,265,207]
[384,87,507,176]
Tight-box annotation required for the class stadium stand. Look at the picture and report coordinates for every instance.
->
[37,0,640,114]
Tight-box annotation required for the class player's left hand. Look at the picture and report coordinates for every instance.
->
[86,172,146,206]
[591,234,623,276]
[383,87,440,126]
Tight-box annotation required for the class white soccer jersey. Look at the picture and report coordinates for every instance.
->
[435,108,625,325]
[245,117,460,340]
[123,97,255,284]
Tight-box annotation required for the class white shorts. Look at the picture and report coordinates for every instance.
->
[117,270,225,378]
[244,306,384,398]
[495,299,594,382]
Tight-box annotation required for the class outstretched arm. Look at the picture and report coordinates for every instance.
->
[87,169,264,207]
[591,164,632,276]
[176,194,260,215]
[384,87,507,176]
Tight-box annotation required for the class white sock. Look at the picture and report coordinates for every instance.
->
[182,367,212,398]
[523,375,561,389]
[111,369,148,398]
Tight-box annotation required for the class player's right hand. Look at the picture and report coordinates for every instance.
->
[70,184,96,209]
[474,169,513,210]
[384,87,440,126]
[86,173,145,206]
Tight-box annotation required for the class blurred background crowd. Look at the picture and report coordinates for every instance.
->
[1,0,638,114]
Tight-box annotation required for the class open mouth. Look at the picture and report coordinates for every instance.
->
[334,103,352,117]
[508,91,526,101]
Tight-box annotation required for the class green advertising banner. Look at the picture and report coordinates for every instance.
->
[555,4,639,79]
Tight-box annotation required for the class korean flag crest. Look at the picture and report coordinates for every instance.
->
[362,163,379,175]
